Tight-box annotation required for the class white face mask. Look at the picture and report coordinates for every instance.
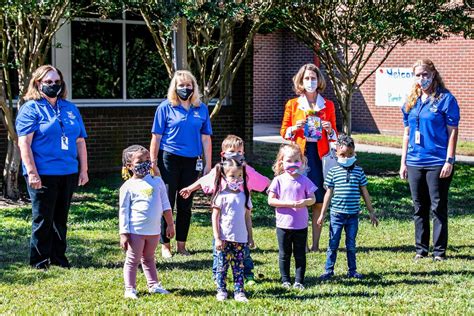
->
[303,79,318,93]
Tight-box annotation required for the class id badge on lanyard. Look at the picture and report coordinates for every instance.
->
[415,100,426,145]
[49,101,69,150]
[195,156,203,171]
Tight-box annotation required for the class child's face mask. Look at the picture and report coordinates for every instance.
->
[133,160,152,177]
[337,156,356,167]
[222,151,245,163]
[283,161,302,175]
[226,178,244,191]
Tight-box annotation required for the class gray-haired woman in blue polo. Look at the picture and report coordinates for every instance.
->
[150,70,212,258]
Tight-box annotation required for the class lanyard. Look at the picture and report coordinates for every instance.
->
[46,99,65,136]
[415,98,428,131]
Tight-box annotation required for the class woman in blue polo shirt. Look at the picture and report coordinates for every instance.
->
[150,70,212,258]
[400,59,460,261]
[16,65,88,269]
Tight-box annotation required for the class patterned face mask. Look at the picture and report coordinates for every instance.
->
[133,160,152,177]
[283,161,302,175]
[226,178,244,191]
[416,76,433,90]
[222,151,245,163]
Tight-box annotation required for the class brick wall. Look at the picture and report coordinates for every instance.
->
[253,31,474,141]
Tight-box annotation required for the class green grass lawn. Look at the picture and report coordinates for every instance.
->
[1,145,473,313]
[352,133,474,156]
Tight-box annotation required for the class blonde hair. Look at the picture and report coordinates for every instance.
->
[221,135,244,152]
[405,59,447,113]
[167,70,201,107]
[24,65,67,101]
[272,143,308,176]
[121,145,149,180]
[293,63,326,95]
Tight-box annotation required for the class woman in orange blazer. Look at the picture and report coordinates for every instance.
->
[280,63,337,252]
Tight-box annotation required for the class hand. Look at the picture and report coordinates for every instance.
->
[295,119,306,130]
[120,234,130,251]
[316,215,325,226]
[166,222,175,239]
[28,172,42,190]
[78,170,89,186]
[439,162,453,178]
[248,238,255,249]
[215,238,225,251]
[399,165,408,180]
[203,164,211,176]
[369,213,379,227]
[179,187,192,199]
[321,120,332,133]
[293,199,308,208]
[152,163,161,177]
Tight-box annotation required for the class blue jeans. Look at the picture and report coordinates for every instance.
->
[212,239,254,278]
[324,212,359,273]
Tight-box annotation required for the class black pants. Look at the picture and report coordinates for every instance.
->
[407,165,453,257]
[158,150,199,243]
[26,173,78,267]
[276,227,307,284]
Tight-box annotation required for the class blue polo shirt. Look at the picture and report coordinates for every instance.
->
[16,98,87,176]
[151,99,212,157]
[402,90,460,167]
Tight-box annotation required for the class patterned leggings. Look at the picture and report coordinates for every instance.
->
[215,241,247,293]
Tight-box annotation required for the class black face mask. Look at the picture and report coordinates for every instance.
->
[41,84,62,98]
[176,88,194,101]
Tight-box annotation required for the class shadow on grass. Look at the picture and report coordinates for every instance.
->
[259,286,380,299]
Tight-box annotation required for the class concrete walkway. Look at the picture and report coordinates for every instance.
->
[253,123,474,164]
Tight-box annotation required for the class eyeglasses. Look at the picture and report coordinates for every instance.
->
[41,80,61,85]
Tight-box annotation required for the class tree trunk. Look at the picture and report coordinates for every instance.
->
[3,138,20,200]
[340,89,353,136]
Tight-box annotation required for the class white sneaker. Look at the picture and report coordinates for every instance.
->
[234,292,248,303]
[124,288,138,299]
[282,281,291,289]
[293,282,305,290]
[216,290,228,301]
[149,283,170,294]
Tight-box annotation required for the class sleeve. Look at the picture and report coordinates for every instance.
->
[158,178,171,211]
[247,194,253,210]
[359,168,368,187]
[441,93,460,127]
[325,100,338,142]
[15,102,39,136]
[324,168,335,188]
[200,104,213,135]
[246,165,270,192]
[73,104,87,138]
[280,99,294,139]
[151,101,167,135]
[305,177,318,196]
[212,193,223,209]
[267,177,280,197]
[198,167,217,194]
[401,104,409,127]
[118,184,131,234]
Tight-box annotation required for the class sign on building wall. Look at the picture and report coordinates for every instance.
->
[375,67,414,107]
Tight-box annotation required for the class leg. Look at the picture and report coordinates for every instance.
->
[276,227,292,283]
[345,214,359,274]
[426,166,453,258]
[293,228,308,284]
[50,173,78,267]
[141,235,160,288]
[243,245,255,279]
[311,203,323,251]
[175,156,199,252]
[324,212,344,273]
[230,242,246,294]
[407,166,430,256]
[123,234,145,290]
[215,242,230,292]
[26,175,59,267]
[212,238,218,280]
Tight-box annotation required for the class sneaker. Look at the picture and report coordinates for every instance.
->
[216,289,228,301]
[124,288,138,299]
[414,254,426,261]
[245,275,256,286]
[32,259,50,271]
[319,272,334,281]
[282,281,292,289]
[293,282,305,290]
[347,271,364,279]
[234,292,248,303]
[149,283,170,294]
[433,256,447,262]
[161,248,172,259]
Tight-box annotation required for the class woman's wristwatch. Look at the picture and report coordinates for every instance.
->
[446,157,455,165]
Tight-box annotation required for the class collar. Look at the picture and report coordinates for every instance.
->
[297,94,326,112]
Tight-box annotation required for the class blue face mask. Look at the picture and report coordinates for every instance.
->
[133,160,152,177]
[337,156,357,168]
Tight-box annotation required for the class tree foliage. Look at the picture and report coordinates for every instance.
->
[279,1,473,134]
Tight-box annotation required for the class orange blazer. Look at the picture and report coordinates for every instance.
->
[280,96,337,159]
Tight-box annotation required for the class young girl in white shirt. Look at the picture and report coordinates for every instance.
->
[119,145,175,299]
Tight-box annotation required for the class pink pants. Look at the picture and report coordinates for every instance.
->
[123,234,160,290]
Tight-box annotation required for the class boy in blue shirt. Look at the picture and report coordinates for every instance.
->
[317,135,378,280]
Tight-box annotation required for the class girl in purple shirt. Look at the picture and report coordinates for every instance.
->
[268,144,317,290]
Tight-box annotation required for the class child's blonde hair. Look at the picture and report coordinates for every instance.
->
[121,145,149,180]
[272,143,308,176]
[221,134,244,152]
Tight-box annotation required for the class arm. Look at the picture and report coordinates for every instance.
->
[201,134,212,175]
[399,126,409,180]
[245,208,254,248]
[280,100,303,139]
[212,207,224,250]
[119,187,131,250]
[163,210,175,239]
[322,100,337,139]
[317,188,333,226]
[440,126,458,178]
[76,137,89,186]
[179,178,203,199]
[150,133,162,176]
[246,165,270,192]
[360,186,379,227]
[18,133,42,189]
